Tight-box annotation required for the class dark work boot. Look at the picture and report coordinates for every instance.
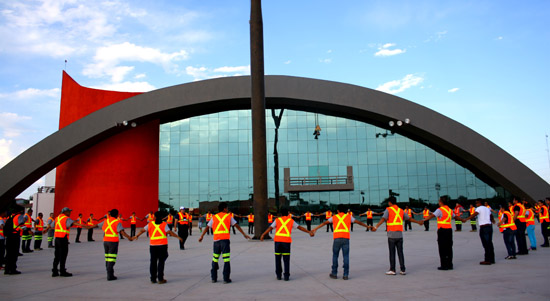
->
[52,269,59,277]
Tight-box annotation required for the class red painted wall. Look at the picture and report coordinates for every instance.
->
[55,72,159,227]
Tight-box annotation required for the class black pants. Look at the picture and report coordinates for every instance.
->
[479,225,495,263]
[48,229,54,247]
[455,222,462,231]
[211,239,231,282]
[515,220,529,254]
[177,224,189,249]
[232,225,236,234]
[541,221,549,246]
[306,220,312,231]
[326,222,333,232]
[75,228,82,242]
[248,222,254,234]
[404,220,412,231]
[53,237,69,272]
[0,239,5,267]
[366,219,373,231]
[4,235,20,273]
[22,229,32,252]
[423,220,430,231]
[104,241,118,278]
[274,242,291,279]
[34,230,43,250]
[150,245,168,282]
[437,228,453,269]
[130,224,136,237]
[388,237,405,272]
[470,217,477,231]
[87,228,94,241]
[189,223,192,236]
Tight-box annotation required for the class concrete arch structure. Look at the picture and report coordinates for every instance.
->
[1,75,548,209]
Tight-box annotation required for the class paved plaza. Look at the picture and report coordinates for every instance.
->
[3,220,549,300]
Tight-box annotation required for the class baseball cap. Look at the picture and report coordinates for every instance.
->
[61,207,72,213]
[180,206,185,210]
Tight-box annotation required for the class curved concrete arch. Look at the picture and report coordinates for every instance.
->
[1,75,548,207]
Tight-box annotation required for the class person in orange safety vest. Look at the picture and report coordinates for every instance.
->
[422,196,459,271]
[260,207,311,281]
[134,211,182,284]
[89,209,133,281]
[359,208,382,232]
[198,202,250,284]
[311,204,369,280]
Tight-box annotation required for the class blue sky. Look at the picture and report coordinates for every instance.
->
[1,0,549,198]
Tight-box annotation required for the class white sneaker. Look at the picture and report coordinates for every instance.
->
[385,270,396,275]
[399,271,406,275]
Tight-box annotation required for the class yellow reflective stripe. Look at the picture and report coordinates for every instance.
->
[334,214,349,233]
[387,207,403,226]
[212,253,220,262]
[104,218,118,237]
[275,218,292,237]
[214,214,230,234]
[151,223,167,240]
[56,216,70,233]
[439,207,452,224]
[222,253,231,262]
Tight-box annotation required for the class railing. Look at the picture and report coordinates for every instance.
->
[288,175,350,186]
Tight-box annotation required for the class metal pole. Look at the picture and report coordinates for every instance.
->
[250,0,268,239]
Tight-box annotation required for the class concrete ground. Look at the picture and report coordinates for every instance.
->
[2,221,549,300]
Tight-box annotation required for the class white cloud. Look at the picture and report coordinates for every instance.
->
[91,81,156,93]
[374,43,406,57]
[186,65,250,81]
[425,30,448,43]
[0,112,32,138]
[134,73,146,79]
[497,36,504,40]
[284,60,291,65]
[0,88,60,100]
[83,42,189,83]
[319,58,332,64]
[376,74,424,94]
[327,49,333,54]
[0,138,15,168]
[448,88,460,93]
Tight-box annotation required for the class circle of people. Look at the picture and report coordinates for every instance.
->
[1,196,549,283]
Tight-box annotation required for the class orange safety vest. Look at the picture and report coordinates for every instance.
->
[469,207,475,215]
[515,203,526,222]
[539,206,550,223]
[35,217,44,231]
[54,214,70,239]
[305,212,312,221]
[405,209,412,217]
[213,212,231,241]
[333,213,351,239]
[500,211,517,230]
[0,217,4,238]
[178,212,188,225]
[206,213,212,222]
[188,213,193,222]
[74,217,82,228]
[130,215,137,224]
[274,216,294,243]
[23,213,32,228]
[87,217,94,226]
[366,210,373,219]
[326,211,332,219]
[12,214,23,236]
[423,209,430,218]
[387,206,404,232]
[102,216,120,242]
[437,206,452,229]
[148,222,168,246]
[147,214,155,222]
[268,214,273,223]
[248,214,254,223]
[525,209,535,226]
[453,206,462,216]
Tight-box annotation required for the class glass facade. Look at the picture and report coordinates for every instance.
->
[159,109,498,209]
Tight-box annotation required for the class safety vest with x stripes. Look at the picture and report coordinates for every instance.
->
[54,214,70,239]
[213,212,232,241]
[148,221,168,245]
[102,216,121,242]
[274,216,294,243]
[333,212,351,239]
[387,206,404,232]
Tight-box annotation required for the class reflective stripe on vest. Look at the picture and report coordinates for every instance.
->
[366,211,373,219]
[525,209,535,226]
[423,209,430,218]
[305,212,312,221]
[24,213,32,227]
[326,211,332,219]
[213,213,231,240]
[0,217,4,237]
[437,206,452,229]
[149,222,168,245]
[248,214,254,223]
[498,211,504,232]
[469,207,475,215]
[131,216,137,224]
[333,213,351,239]
[268,214,273,223]
[387,206,404,232]
[516,204,526,222]
[35,217,44,231]
[102,217,120,242]
[539,206,550,222]
[147,214,155,222]
[178,212,188,225]
[55,214,70,238]
[274,216,294,243]
[206,213,212,221]
[405,209,412,217]
[500,212,517,230]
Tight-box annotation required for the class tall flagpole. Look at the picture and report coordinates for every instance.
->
[250,0,268,239]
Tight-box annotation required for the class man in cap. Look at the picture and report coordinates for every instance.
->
[51,207,92,277]
[175,206,189,250]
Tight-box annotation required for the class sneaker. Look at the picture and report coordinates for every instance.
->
[276,276,282,280]
[223,279,232,284]
[540,244,549,248]
[399,271,406,275]
[52,270,59,277]
[437,267,449,270]
[60,271,73,277]
[284,277,289,281]
[529,247,537,251]
[343,276,349,280]
[329,274,337,279]
[107,276,118,281]
[211,279,217,283]
[385,270,396,275]
[151,280,157,284]
[158,279,167,284]
[479,261,492,265]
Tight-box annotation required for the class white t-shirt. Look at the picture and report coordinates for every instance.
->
[475,206,492,226]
